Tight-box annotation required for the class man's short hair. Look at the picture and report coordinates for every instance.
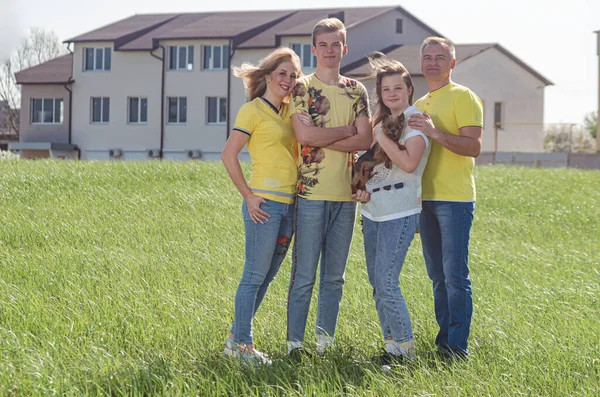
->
[312,17,346,47]
[420,37,456,60]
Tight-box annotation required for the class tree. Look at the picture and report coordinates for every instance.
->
[544,123,595,152]
[583,111,597,139]
[0,27,64,135]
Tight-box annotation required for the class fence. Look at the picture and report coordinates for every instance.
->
[486,122,597,154]
[473,122,600,169]
[476,151,600,169]
[540,122,597,153]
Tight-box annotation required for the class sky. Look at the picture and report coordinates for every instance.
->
[2,0,599,125]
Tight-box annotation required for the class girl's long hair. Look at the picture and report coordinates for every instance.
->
[232,47,302,101]
[368,52,414,129]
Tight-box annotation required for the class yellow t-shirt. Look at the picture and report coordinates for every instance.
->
[414,82,483,201]
[291,74,370,201]
[233,97,298,204]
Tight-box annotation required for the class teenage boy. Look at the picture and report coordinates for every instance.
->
[286,17,372,358]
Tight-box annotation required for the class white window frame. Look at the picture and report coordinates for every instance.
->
[202,45,229,70]
[31,98,63,124]
[206,97,227,125]
[84,47,111,71]
[292,43,317,69]
[91,97,110,124]
[167,97,187,124]
[168,45,194,71]
[128,97,148,124]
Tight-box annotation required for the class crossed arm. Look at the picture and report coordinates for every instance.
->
[292,113,372,151]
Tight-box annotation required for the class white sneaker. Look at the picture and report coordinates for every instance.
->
[316,334,334,355]
[287,340,304,354]
[224,337,238,357]
[386,341,418,361]
[224,338,272,366]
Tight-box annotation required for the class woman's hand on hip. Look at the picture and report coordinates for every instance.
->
[245,194,270,224]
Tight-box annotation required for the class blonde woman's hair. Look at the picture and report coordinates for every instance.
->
[367,52,414,128]
[232,47,302,101]
[312,17,346,47]
[420,36,456,60]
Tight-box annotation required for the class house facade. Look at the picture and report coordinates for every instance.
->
[12,6,552,159]
[343,43,553,153]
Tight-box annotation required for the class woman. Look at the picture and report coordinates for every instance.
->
[221,47,302,366]
[354,54,431,365]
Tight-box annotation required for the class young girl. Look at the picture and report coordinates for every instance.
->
[221,47,301,366]
[354,54,431,365]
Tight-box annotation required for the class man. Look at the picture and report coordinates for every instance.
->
[287,17,372,358]
[408,37,483,360]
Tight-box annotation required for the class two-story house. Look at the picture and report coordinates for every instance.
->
[342,43,553,153]
[12,6,552,159]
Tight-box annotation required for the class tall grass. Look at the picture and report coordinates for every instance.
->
[0,160,598,396]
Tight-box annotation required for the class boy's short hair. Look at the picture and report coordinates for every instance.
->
[312,17,346,47]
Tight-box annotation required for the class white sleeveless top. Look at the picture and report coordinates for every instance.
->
[360,106,431,222]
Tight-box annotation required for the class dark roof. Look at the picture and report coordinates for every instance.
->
[15,54,73,85]
[278,7,393,36]
[340,44,401,75]
[66,14,178,43]
[68,10,296,50]
[118,14,211,51]
[154,10,293,42]
[65,6,442,51]
[238,9,327,48]
[239,6,442,48]
[343,43,553,86]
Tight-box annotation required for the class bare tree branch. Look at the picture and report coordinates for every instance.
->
[0,27,64,136]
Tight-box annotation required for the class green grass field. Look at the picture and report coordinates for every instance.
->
[0,160,598,396]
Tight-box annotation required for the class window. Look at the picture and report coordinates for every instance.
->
[168,46,194,70]
[91,97,110,123]
[84,47,111,71]
[292,44,317,69]
[396,19,403,34]
[168,97,187,124]
[31,98,63,124]
[128,97,148,124]
[494,102,503,129]
[206,97,227,124]
[202,45,229,70]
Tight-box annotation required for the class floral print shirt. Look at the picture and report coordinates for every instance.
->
[291,74,370,201]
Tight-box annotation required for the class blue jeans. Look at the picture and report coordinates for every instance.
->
[232,199,294,344]
[362,214,419,343]
[420,200,475,355]
[286,198,357,343]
